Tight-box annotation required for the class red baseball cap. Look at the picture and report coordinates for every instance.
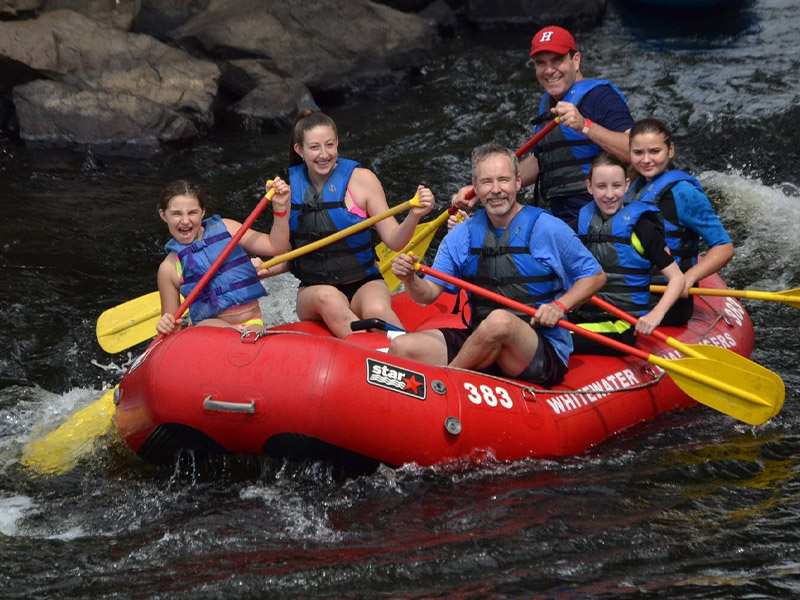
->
[529,25,578,57]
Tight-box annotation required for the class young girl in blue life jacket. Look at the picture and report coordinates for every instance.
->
[284,110,435,338]
[571,153,685,355]
[626,118,734,326]
[155,178,291,336]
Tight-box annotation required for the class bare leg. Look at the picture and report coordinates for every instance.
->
[296,285,359,338]
[350,279,404,330]
[388,329,449,366]
[196,305,264,331]
[449,310,538,377]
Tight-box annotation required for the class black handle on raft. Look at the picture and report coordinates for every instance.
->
[350,319,407,333]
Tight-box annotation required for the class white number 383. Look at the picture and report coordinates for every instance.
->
[463,382,514,409]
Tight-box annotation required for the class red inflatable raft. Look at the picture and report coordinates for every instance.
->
[116,273,756,468]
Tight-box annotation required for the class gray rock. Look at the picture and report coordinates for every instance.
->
[373,0,438,11]
[420,0,460,35]
[134,0,211,40]
[171,0,437,93]
[230,81,319,132]
[42,0,142,31]
[221,59,318,130]
[0,0,610,154]
[0,10,220,122]
[13,79,198,155]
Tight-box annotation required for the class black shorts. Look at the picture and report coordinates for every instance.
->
[659,296,694,327]
[439,326,568,388]
[570,324,636,357]
[298,272,384,303]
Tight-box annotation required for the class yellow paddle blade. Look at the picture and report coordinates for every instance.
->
[96,291,164,353]
[377,208,453,293]
[651,285,800,310]
[378,249,404,294]
[764,287,800,309]
[20,387,117,475]
[665,339,785,394]
[649,355,784,425]
[377,224,440,292]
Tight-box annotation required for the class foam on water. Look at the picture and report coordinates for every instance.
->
[0,495,34,536]
[239,484,343,543]
[258,272,300,327]
[701,169,800,286]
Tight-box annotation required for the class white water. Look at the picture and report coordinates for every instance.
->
[702,169,800,286]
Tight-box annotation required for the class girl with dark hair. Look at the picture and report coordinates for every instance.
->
[155,177,291,336]
[286,110,434,338]
[626,118,733,326]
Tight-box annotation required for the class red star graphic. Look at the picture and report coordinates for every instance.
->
[403,374,423,395]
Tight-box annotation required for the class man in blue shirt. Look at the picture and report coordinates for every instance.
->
[390,144,606,387]
[453,26,635,223]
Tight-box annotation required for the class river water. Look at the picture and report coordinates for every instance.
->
[2,0,799,597]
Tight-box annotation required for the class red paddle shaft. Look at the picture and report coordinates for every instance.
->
[416,263,651,362]
[463,117,561,201]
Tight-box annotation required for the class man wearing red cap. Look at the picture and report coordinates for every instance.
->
[523,25,634,222]
[453,25,634,224]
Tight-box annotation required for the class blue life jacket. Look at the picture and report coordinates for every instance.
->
[577,201,662,317]
[463,207,563,327]
[165,214,266,323]
[288,158,379,285]
[536,79,628,201]
[626,170,701,274]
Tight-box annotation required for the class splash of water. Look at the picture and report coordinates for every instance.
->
[702,169,800,288]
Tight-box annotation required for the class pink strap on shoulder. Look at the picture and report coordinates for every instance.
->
[347,186,368,219]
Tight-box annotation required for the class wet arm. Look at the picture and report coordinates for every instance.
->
[391,252,445,306]
[584,124,631,163]
[519,154,540,188]
[683,242,734,291]
[636,262,685,335]
[535,270,606,327]
[156,258,183,334]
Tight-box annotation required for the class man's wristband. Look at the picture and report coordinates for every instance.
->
[273,209,288,217]
[581,118,592,136]
[553,299,569,314]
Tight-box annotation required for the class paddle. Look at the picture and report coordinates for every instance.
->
[377,206,459,293]
[96,291,165,354]
[257,192,422,272]
[650,284,800,310]
[22,186,279,475]
[96,192,423,353]
[516,116,561,157]
[588,295,785,392]
[20,387,116,474]
[453,116,561,209]
[414,262,784,426]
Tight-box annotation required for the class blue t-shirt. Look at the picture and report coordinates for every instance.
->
[427,209,602,366]
[670,180,732,248]
[578,84,635,133]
